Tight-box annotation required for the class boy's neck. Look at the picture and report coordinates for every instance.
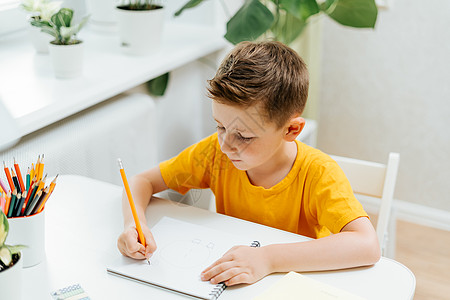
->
[246,141,298,189]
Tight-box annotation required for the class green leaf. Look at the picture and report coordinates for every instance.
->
[146,73,170,97]
[6,244,27,254]
[51,8,73,29]
[225,0,275,44]
[279,0,320,20]
[0,247,12,266]
[271,12,307,45]
[174,0,206,17]
[0,211,8,246]
[323,0,378,28]
[59,15,90,43]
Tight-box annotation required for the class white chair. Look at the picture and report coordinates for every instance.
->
[330,153,400,258]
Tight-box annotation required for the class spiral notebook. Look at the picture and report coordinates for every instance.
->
[107,217,259,300]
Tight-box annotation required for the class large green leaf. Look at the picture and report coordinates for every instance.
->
[174,0,206,16]
[225,0,275,44]
[51,8,73,29]
[322,0,378,28]
[278,0,320,20]
[146,73,170,97]
[271,12,307,45]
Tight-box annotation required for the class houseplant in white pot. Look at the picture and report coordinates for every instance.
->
[115,0,165,55]
[0,211,26,300]
[20,0,62,53]
[30,8,90,78]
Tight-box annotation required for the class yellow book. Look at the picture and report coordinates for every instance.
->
[253,271,366,300]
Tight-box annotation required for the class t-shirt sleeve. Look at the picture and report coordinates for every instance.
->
[159,134,217,195]
[308,159,369,234]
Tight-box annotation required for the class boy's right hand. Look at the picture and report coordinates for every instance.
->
[117,224,157,260]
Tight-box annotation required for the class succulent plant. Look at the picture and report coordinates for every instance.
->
[0,211,26,272]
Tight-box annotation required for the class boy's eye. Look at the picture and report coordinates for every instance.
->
[236,133,254,142]
[216,125,225,131]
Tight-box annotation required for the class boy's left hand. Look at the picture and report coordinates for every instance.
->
[200,245,271,286]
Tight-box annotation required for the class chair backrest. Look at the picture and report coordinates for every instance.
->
[329,153,400,256]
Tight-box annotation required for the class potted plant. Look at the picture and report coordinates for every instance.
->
[20,0,62,53]
[0,211,26,300]
[30,8,90,78]
[175,0,378,45]
[115,1,165,55]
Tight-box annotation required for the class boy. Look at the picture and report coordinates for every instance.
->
[117,41,380,287]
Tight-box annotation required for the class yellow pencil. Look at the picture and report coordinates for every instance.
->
[117,158,149,264]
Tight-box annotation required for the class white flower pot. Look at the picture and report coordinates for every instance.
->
[86,0,118,32]
[0,252,23,300]
[28,26,53,54]
[115,5,165,55]
[48,42,84,79]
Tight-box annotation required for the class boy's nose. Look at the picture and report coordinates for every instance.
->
[219,133,237,154]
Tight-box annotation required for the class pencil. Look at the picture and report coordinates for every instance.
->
[4,192,11,216]
[25,190,42,216]
[13,193,22,217]
[36,174,47,194]
[0,193,5,213]
[117,159,149,263]
[26,168,30,192]
[0,178,8,194]
[13,158,25,192]
[36,175,58,213]
[38,154,44,181]
[30,163,35,183]
[23,181,38,214]
[31,187,48,215]
[7,189,17,218]
[3,161,15,192]
[11,169,21,194]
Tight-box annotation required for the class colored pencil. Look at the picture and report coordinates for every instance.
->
[118,159,149,264]
[36,175,58,214]
[4,192,11,216]
[13,193,22,217]
[3,161,15,192]
[0,193,5,213]
[7,189,17,218]
[13,158,25,192]
[38,154,44,181]
[11,169,21,194]
[26,168,30,192]
[24,181,38,214]
[30,163,35,183]
[0,178,8,194]
[25,190,42,216]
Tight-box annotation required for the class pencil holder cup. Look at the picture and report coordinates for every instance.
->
[8,210,45,268]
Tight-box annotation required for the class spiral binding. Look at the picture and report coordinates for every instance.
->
[209,282,227,300]
[208,241,261,299]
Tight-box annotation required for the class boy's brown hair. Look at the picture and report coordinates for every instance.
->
[207,41,309,129]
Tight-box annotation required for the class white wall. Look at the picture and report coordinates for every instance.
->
[317,0,450,211]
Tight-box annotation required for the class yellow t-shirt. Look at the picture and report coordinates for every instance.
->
[159,133,368,239]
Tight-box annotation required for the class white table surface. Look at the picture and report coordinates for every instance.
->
[0,23,227,137]
[22,175,416,300]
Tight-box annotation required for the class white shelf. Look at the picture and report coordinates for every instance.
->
[0,23,228,137]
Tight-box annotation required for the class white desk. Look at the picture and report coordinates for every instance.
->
[23,175,415,299]
[0,23,227,137]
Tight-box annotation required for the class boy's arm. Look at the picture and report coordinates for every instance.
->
[117,166,168,259]
[201,216,380,286]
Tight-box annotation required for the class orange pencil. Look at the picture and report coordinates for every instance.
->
[13,158,25,193]
[38,154,44,181]
[3,161,14,192]
[36,175,58,213]
[117,159,149,263]
[4,192,11,216]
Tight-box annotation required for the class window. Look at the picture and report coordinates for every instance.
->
[0,0,26,36]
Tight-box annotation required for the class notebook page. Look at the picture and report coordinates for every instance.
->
[107,217,250,299]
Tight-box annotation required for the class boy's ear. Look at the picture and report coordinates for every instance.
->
[283,116,305,142]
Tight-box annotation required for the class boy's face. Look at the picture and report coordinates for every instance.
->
[212,101,290,172]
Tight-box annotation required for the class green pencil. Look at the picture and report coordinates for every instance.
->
[7,189,17,218]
